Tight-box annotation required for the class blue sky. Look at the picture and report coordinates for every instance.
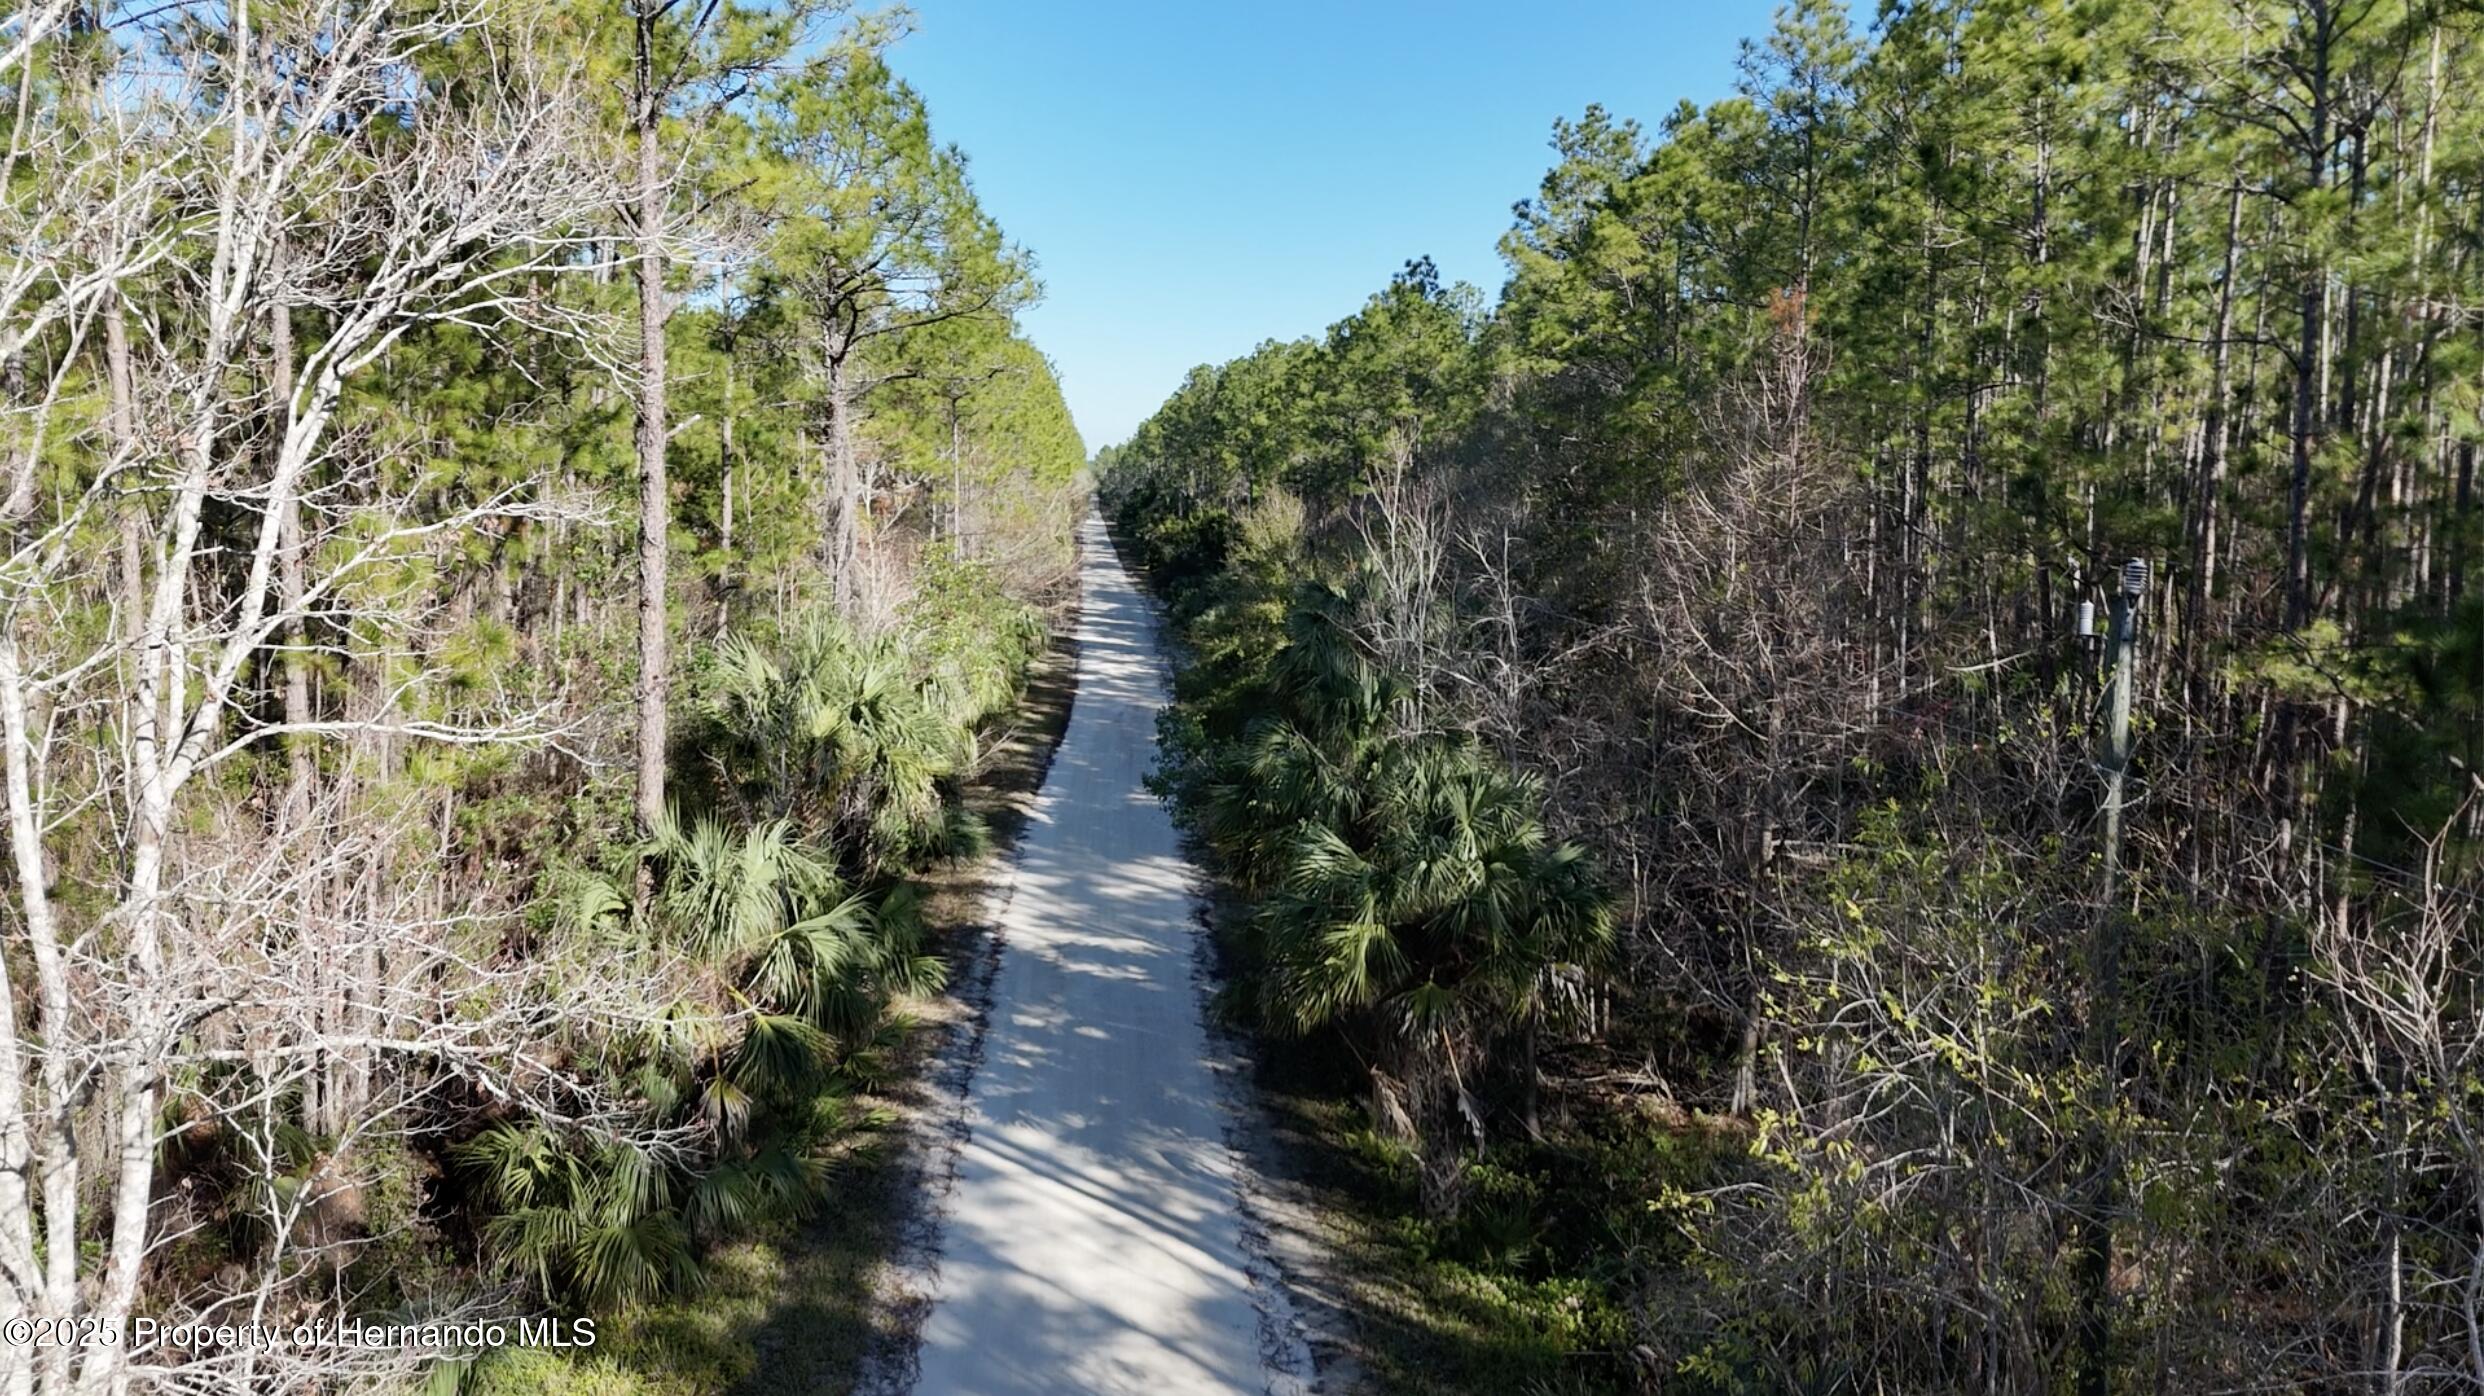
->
[886,1,1785,450]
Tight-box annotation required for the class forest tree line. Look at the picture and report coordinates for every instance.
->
[0,2,1082,1392]
[1103,0,2484,1388]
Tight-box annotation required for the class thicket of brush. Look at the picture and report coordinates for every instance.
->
[1103,0,2484,1386]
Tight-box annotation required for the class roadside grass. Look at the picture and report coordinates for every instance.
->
[466,1226,875,1396]
[1247,1039,1733,1396]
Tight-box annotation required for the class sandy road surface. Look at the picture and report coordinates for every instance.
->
[909,516,1306,1396]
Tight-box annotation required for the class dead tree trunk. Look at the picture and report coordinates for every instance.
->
[631,8,670,834]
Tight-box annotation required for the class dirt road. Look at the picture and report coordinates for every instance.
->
[908,515,1306,1395]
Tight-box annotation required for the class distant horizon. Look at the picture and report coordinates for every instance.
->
[886,1,1781,450]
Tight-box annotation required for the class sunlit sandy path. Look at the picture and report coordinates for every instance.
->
[908,514,1307,1396]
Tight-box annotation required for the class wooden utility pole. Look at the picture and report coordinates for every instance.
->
[2099,564,2141,907]
[948,386,969,555]
[2077,558,2144,1396]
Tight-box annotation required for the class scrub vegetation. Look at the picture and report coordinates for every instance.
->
[0,3,1080,1393]
[1104,0,2484,1388]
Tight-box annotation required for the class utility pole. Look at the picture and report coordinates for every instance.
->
[2076,557,2145,1396]
[949,389,969,557]
[2099,560,2142,906]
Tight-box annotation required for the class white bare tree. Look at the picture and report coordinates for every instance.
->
[2311,794,2484,1392]
[0,4,690,1392]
